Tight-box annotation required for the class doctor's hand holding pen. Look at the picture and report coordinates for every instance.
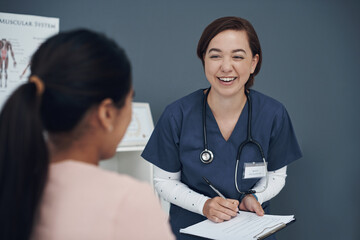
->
[203,176,264,223]
[202,197,239,223]
[203,194,264,223]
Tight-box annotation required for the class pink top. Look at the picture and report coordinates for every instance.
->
[32,160,175,240]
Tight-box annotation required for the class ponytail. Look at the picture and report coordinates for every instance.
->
[0,82,49,240]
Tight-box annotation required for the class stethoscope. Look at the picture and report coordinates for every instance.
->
[200,87,268,194]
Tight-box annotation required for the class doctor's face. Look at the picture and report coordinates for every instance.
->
[204,30,259,97]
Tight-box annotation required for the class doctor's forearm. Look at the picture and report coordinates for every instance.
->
[153,166,210,216]
[252,166,287,205]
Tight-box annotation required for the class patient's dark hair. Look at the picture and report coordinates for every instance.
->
[0,29,132,240]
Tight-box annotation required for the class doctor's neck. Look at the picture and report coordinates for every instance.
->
[207,88,247,116]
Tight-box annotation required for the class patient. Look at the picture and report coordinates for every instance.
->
[0,29,174,240]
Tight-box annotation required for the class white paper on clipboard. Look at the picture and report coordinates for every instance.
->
[180,211,295,240]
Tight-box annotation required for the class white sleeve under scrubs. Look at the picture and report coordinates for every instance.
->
[141,89,302,240]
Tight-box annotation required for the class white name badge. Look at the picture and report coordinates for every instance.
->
[243,162,267,179]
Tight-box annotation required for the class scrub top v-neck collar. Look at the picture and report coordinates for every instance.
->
[204,90,249,144]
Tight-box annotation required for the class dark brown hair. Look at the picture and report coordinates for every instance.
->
[197,16,262,89]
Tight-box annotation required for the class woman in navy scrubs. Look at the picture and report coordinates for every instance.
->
[142,16,302,239]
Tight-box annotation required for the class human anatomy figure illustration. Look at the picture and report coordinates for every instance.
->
[20,63,30,79]
[0,38,17,88]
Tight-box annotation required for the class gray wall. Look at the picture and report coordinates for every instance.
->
[2,0,359,239]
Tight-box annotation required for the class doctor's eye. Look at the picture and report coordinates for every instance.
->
[233,56,245,60]
[209,55,221,59]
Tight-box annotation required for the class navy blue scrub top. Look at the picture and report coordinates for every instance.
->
[142,89,302,240]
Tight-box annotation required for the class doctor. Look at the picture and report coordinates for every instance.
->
[142,16,302,239]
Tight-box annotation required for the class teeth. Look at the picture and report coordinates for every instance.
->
[219,77,236,82]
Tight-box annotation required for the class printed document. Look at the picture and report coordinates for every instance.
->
[180,211,295,240]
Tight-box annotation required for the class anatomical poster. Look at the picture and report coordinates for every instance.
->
[0,12,59,110]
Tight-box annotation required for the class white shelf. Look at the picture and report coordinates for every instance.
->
[116,145,145,152]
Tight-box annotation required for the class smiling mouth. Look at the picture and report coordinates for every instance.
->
[218,77,237,82]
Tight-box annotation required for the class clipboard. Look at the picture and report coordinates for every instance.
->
[254,218,296,239]
[180,211,296,240]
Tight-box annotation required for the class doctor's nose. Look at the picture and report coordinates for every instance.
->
[220,58,233,73]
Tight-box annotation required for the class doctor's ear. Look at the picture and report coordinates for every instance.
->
[250,54,259,74]
[97,98,116,132]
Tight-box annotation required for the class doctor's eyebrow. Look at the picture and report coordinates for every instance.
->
[208,48,247,54]
[232,49,247,54]
[208,48,222,53]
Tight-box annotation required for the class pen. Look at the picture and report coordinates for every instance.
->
[202,176,226,199]
[203,176,241,214]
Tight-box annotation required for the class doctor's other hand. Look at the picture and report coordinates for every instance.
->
[203,197,239,223]
[239,194,264,216]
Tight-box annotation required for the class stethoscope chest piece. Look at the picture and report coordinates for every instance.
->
[200,149,214,164]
